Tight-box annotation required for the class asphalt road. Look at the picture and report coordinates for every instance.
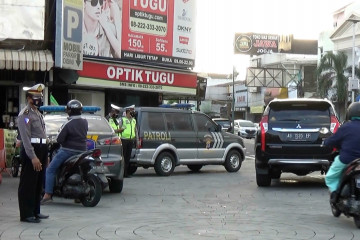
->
[1,139,359,239]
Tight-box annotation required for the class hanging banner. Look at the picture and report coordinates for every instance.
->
[0,0,45,40]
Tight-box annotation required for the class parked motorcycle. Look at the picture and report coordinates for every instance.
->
[10,138,21,177]
[330,158,360,228]
[52,148,108,207]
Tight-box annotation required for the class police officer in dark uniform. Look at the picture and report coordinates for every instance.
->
[17,84,49,223]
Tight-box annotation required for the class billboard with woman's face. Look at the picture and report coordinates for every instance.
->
[83,0,196,68]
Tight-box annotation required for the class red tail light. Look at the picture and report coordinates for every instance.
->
[260,115,268,152]
[137,137,142,149]
[104,136,121,145]
[330,115,340,133]
[92,149,101,158]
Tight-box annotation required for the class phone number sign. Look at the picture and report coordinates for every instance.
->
[121,0,196,68]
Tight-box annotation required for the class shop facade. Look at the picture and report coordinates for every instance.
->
[51,0,199,115]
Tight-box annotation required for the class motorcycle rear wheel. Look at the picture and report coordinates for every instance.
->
[81,174,102,207]
[354,216,360,228]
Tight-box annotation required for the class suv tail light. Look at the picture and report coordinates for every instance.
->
[260,115,268,152]
[103,136,121,145]
[330,115,340,133]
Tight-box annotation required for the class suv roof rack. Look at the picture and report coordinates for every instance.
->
[40,106,101,113]
[159,103,195,109]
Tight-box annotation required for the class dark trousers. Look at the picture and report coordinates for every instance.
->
[18,143,48,220]
[122,138,134,176]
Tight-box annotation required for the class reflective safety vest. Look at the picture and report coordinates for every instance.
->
[121,117,136,139]
[109,118,121,137]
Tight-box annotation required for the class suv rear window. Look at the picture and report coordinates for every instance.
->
[85,116,113,132]
[45,115,112,133]
[268,103,331,124]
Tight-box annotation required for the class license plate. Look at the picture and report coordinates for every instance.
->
[285,132,312,141]
[356,178,360,188]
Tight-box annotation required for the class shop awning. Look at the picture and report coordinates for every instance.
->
[0,49,54,71]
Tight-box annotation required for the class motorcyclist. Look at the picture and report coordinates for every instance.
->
[324,102,360,204]
[41,100,88,204]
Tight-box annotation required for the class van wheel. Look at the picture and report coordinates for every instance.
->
[187,165,203,172]
[224,150,242,172]
[154,152,175,176]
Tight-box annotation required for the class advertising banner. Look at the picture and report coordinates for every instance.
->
[77,61,197,94]
[0,0,45,40]
[82,0,196,68]
[234,32,279,55]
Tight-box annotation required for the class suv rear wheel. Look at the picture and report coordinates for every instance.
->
[224,150,242,172]
[109,178,123,193]
[154,152,175,176]
[256,168,271,187]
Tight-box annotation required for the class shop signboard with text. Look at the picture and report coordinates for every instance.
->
[234,32,279,55]
[77,61,197,94]
[55,0,83,70]
[82,0,196,68]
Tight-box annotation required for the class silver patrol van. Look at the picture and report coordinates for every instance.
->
[129,107,246,176]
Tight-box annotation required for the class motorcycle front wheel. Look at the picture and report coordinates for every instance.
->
[81,174,102,207]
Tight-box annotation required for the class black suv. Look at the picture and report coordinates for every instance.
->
[255,98,340,187]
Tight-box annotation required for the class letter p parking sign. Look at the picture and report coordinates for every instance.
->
[64,6,82,42]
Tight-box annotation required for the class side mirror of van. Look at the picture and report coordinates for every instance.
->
[227,126,233,133]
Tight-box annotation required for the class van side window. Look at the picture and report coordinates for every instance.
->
[165,113,193,131]
[143,112,166,131]
[194,114,217,132]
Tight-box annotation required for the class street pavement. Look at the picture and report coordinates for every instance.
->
[1,154,360,239]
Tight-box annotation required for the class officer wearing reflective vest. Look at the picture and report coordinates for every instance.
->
[17,83,49,223]
[119,105,136,177]
[107,104,122,137]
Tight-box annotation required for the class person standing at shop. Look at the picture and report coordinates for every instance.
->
[17,84,48,223]
[119,105,136,177]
